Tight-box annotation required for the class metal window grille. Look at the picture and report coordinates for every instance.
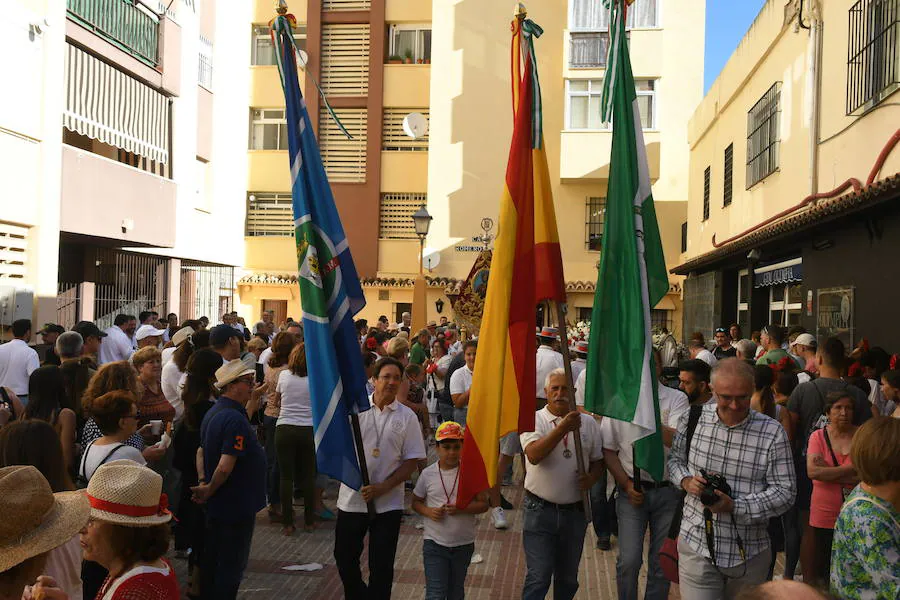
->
[66,0,160,67]
[380,193,426,239]
[319,107,367,182]
[246,193,294,237]
[321,24,370,96]
[681,222,688,253]
[88,249,169,331]
[723,143,733,206]
[198,36,213,90]
[56,283,80,330]
[249,108,288,150]
[847,0,899,114]
[577,307,593,323]
[382,108,429,151]
[585,197,606,251]
[746,82,781,188]
[323,0,371,10]
[650,309,672,332]
[251,25,307,66]
[0,222,27,281]
[702,166,711,221]
[180,260,234,321]
[569,32,609,68]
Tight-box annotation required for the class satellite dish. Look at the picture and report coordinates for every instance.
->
[423,247,441,271]
[403,112,429,139]
[296,49,309,67]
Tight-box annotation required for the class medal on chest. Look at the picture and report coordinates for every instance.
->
[370,410,393,459]
[563,432,573,459]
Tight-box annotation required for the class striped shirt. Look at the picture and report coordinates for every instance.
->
[667,402,796,567]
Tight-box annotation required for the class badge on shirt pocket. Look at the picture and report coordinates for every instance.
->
[391,418,405,433]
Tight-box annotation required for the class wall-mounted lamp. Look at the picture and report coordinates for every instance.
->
[435,298,444,314]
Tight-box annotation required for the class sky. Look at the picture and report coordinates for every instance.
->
[704,0,768,92]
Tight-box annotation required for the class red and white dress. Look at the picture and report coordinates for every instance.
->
[96,560,180,600]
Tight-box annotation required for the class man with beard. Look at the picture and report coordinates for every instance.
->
[678,359,712,406]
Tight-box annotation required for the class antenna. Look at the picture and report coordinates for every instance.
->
[402,112,429,139]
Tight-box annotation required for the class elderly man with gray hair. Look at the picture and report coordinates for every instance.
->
[518,368,605,600]
[667,358,796,599]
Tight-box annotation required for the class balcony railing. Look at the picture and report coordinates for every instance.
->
[67,0,160,67]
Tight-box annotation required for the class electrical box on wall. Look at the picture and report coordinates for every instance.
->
[0,285,34,327]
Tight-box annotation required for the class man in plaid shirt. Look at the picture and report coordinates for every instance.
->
[668,358,795,598]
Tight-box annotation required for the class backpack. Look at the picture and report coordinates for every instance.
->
[76,440,127,489]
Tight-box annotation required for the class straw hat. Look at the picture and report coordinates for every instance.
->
[215,358,255,389]
[86,460,172,527]
[0,465,90,571]
[171,326,195,347]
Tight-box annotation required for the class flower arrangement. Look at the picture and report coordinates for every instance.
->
[567,320,590,348]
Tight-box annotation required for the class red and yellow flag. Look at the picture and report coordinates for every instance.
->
[457,16,565,507]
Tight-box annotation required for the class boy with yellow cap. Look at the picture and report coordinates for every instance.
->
[412,422,489,599]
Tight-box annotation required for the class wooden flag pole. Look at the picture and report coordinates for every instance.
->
[349,413,377,518]
[553,301,592,522]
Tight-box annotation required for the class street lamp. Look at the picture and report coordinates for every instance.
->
[412,205,432,275]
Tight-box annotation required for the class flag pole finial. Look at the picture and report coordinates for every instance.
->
[514,2,526,19]
[275,0,288,15]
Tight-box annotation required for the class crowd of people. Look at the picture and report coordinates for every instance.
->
[1,312,898,600]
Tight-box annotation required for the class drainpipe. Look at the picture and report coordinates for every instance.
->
[167,97,174,179]
[804,1,823,196]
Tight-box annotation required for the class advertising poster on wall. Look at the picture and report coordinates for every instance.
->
[816,287,854,348]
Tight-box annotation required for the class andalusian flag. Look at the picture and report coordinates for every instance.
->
[457,17,566,507]
[272,14,370,489]
[584,0,669,481]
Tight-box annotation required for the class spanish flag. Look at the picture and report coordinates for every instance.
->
[457,16,565,508]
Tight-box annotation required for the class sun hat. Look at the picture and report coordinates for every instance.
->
[86,460,172,527]
[215,358,255,389]
[539,326,559,339]
[435,421,465,442]
[575,341,589,354]
[791,333,817,348]
[135,324,167,341]
[171,326,195,347]
[0,465,90,571]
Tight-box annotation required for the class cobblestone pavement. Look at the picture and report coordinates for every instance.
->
[172,474,785,599]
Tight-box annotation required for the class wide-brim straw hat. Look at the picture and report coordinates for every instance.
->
[215,358,255,389]
[86,460,172,526]
[171,326,195,347]
[0,465,90,572]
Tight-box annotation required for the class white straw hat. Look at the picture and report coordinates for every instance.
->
[215,358,255,389]
[86,460,172,527]
[171,326,195,347]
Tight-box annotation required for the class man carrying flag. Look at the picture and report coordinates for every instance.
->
[583,0,675,598]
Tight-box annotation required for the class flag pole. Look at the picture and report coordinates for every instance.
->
[349,413,376,517]
[554,301,592,522]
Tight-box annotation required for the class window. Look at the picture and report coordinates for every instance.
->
[0,222,27,281]
[650,309,672,332]
[680,221,687,253]
[251,24,307,66]
[577,307,593,322]
[388,24,431,62]
[702,166,711,221]
[195,159,212,213]
[198,36,213,90]
[746,82,781,188]
[723,143,733,206]
[246,193,293,237]
[249,109,287,150]
[382,108,429,151]
[380,193,426,239]
[769,284,803,327]
[585,197,606,251]
[569,0,659,30]
[567,79,656,129]
[737,269,750,334]
[847,0,899,114]
[569,32,610,68]
[319,107,368,182]
[321,24,370,96]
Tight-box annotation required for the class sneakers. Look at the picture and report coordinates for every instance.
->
[596,535,611,551]
[491,506,509,529]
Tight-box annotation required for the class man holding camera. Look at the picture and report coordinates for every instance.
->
[668,358,795,599]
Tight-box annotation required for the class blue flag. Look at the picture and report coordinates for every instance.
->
[272,15,370,489]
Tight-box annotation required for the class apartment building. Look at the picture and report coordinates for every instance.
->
[0,0,248,334]
[674,0,900,348]
[237,0,704,334]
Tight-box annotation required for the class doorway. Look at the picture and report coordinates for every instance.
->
[262,300,288,328]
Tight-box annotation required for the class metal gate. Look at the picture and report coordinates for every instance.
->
[179,260,234,322]
[93,249,169,330]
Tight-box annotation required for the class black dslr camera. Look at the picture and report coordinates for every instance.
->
[699,469,732,506]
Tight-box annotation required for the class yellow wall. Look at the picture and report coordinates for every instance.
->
[682,0,900,263]
[245,237,298,271]
[385,0,431,23]
[251,66,305,107]
[381,151,429,192]
[383,65,431,107]
[253,0,306,25]
[248,151,291,191]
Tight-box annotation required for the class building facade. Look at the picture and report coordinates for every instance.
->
[674,0,900,349]
[0,0,248,335]
[238,0,704,334]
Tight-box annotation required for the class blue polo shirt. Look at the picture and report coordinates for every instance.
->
[200,396,266,522]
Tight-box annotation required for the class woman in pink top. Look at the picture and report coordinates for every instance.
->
[806,391,859,587]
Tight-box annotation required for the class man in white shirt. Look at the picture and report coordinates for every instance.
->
[449,340,477,427]
[334,357,426,600]
[689,339,718,367]
[0,319,40,404]
[395,311,411,333]
[98,314,137,365]
[519,368,605,600]
[445,328,462,356]
[570,340,588,383]
[536,327,565,408]
[601,347,689,600]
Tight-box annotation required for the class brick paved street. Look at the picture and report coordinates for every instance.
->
[172,469,785,599]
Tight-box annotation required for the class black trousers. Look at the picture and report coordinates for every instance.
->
[334,509,403,600]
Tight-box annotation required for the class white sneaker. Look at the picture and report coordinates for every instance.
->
[491,506,508,529]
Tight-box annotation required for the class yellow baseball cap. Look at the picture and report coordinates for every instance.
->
[435,421,464,442]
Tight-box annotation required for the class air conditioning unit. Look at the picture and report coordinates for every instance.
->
[0,285,34,327]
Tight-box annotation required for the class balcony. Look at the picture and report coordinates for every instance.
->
[66,0,159,67]
[560,130,660,182]
[60,144,176,247]
[381,152,428,193]
[386,0,432,22]
[383,64,431,107]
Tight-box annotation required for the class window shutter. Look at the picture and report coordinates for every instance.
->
[320,24,370,97]
[0,223,27,280]
[323,0,371,10]
[382,108,429,151]
[380,193,427,239]
[319,108,368,182]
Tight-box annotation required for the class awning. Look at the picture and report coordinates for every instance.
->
[654,295,676,311]
[753,257,802,288]
[63,43,169,163]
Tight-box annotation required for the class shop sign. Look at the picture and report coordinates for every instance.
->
[816,287,854,348]
[454,245,483,252]
[754,263,802,288]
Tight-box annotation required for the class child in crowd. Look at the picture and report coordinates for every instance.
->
[412,422,489,600]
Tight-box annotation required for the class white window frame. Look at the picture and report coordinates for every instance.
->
[198,35,213,90]
[737,268,749,331]
[251,24,307,66]
[388,24,431,62]
[249,108,287,150]
[567,0,661,31]
[755,258,803,327]
[565,78,657,130]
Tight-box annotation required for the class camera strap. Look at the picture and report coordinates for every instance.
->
[703,508,747,579]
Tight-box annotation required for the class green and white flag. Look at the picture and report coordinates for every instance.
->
[584,0,670,481]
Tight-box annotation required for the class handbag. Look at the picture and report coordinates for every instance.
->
[659,404,703,584]
[822,427,852,501]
